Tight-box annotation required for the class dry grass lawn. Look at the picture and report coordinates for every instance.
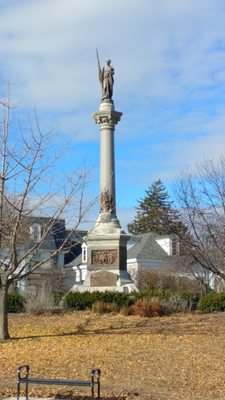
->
[1,311,225,400]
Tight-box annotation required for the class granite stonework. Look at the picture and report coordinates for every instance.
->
[82,98,136,292]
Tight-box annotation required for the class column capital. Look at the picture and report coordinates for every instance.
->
[93,110,122,126]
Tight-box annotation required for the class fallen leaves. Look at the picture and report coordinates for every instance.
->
[1,312,225,399]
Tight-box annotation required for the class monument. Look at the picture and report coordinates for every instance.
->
[83,54,135,292]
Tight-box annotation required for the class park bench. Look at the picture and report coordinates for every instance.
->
[17,365,101,400]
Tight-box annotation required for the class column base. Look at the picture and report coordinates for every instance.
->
[95,212,121,231]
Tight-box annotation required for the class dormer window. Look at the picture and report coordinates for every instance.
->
[82,243,87,263]
[30,223,42,241]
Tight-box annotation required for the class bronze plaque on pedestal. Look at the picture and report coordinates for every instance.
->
[91,249,118,266]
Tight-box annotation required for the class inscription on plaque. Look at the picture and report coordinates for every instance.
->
[90,271,117,287]
[91,249,118,266]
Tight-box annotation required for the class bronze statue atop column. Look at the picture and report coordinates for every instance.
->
[96,50,114,101]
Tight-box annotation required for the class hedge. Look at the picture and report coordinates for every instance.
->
[64,289,199,311]
[64,290,135,310]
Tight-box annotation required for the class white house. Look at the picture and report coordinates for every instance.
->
[127,232,179,279]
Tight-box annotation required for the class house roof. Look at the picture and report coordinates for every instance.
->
[64,230,87,265]
[65,253,82,268]
[31,217,67,251]
[22,217,86,257]
[127,232,170,260]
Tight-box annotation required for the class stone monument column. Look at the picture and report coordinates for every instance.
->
[94,100,122,227]
[82,57,135,292]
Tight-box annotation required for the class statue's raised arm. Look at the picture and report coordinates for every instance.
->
[96,49,114,101]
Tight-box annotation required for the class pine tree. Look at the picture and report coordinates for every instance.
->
[128,179,187,235]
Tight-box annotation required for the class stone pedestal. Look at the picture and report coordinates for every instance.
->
[84,222,134,290]
[83,99,135,292]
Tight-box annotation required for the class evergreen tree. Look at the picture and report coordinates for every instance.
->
[128,179,187,236]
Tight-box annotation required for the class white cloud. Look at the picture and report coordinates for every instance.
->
[1,0,225,112]
[0,0,225,218]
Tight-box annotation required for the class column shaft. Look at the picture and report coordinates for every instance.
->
[100,123,116,212]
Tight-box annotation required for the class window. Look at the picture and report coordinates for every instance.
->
[30,223,42,241]
[75,269,80,282]
[82,243,87,263]
[171,238,179,256]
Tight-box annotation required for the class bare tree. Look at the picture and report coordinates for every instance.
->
[0,87,95,340]
[173,156,225,288]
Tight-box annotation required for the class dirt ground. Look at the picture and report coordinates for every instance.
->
[1,311,225,400]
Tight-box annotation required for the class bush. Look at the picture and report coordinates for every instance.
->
[136,271,204,294]
[64,291,136,310]
[162,294,192,314]
[177,291,200,310]
[7,293,25,313]
[64,291,94,310]
[136,271,159,290]
[25,285,63,315]
[53,291,65,306]
[130,297,163,317]
[136,289,199,310]
[92,301,119,314]
[198,292,225,312]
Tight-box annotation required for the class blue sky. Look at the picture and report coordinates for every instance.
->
[0,0,225,231]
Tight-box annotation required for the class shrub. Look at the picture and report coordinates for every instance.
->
[7,293,25,313]
[130,297,163,318]
[137,288,173,300]
[136,270,203,293]
[162,294,192,315]
[136,271,159,290]
[177,291,200,310]
[136,289,199,310]
[64,291,94,310]
[198,292,225,312]
[92,301,119,314]
[25,285,63,315]
[53,291,65,306]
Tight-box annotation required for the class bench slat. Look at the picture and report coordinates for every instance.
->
[20,378,92,387]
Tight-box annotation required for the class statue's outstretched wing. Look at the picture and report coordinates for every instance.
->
[96,48,103,86]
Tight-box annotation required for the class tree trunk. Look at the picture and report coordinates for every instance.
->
[0,283,10,340]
